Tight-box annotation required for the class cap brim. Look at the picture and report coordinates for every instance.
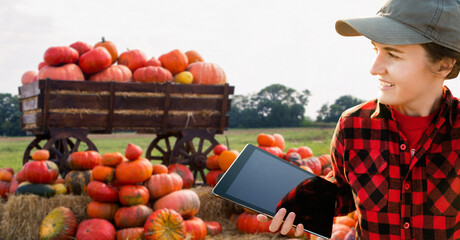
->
[335,16,431,45]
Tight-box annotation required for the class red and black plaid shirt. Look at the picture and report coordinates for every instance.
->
[329,86,460,240]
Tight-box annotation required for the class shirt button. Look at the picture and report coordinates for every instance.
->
[404,183,410,190]
[400,144,407,151]
[404,222,410,229]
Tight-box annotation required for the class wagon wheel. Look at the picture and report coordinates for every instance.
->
[43,131,98,177]
[145,132,182,166]
[170,131,218,185]
[23,135,74,165]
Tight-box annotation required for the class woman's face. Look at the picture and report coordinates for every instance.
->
[370,42,444,116]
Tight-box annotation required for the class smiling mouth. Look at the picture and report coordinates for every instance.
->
[379,80,394,87]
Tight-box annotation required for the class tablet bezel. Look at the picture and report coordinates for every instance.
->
[212,144,337,239]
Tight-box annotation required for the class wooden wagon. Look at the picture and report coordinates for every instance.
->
[19,79,234,184]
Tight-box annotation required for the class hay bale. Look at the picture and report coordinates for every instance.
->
[192,186,243,222]
[0,194,91,240]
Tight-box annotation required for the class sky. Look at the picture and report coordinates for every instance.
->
[2,0,460,119]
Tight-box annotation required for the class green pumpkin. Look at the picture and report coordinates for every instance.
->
[40,207,78,240]
[15,183,56,198]
[64,170,92,195]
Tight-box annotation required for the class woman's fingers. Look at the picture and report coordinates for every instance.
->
[257,214,268,222]
[269,208,287,232]
[295,223,304,237]
[280,212,296,235]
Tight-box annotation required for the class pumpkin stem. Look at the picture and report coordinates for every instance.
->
[225,135,230,150]
[101,37,106,43]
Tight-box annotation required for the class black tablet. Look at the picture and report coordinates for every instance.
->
[212,144,337,239]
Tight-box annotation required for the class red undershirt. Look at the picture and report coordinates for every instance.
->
[392,109,437,156]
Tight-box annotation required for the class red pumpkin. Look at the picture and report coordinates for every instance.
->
[78,46,112,74]
[205,170,224,187]
[303,157,322,176]
[87,180,119,203]
[144,208,186,240]
[158,49,188,75]
[118,49,148,72]
[145,57,162,67]
[145,172,182,199]
[89,64,132,82]
[43,46,79,66]
[213,144,228,155]
[116,227,144,240]
[273,133,285,151]
[64,170,92,195]
[236,212,271,234]
[114,205,153,229]
[21,70,38,85]
[22,160,59,184]
[15,169,26,183]
[0,180,10,199]
[168,163,194,189]
[68,150,101,170]
[38,63,85,81]
[133,66,173,83]
[153,189,200,219]
[69,41,93,56]
[76,219,116,240]
[38,61,48,70]
[92,165,116,183]
[8,176,19,195]
[115,158,152,184]
[205,221,222,236]
[184,217,207,240]
[125,143,143,161]
[101,152,125,166]
[206,155,220,170]
[185,50,204,64]
[118,184,149,206]
[187,62,226,85]
[94,37,118,64]
[86,200,119,221]
[297,146,314,159]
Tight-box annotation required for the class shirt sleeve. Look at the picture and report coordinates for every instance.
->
[326,116,356,216]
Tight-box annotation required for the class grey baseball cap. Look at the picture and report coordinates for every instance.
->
[335,0,460,52]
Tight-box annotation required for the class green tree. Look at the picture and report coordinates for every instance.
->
[229,84,310,128]
[316,95,365,123]
[0,93,26,136]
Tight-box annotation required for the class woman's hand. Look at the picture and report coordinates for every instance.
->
[256,208,305,237]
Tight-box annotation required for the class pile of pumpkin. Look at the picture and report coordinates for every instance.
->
[21,37,226,86]
[3,144,223,240]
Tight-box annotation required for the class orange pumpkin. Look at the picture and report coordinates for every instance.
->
[297,146,314,159]
[144,208,186,240]
[158,49,188,75]
[101,152,124,166]
[38,63,85,81]
[125,143,143,161]
[89,65,132,82]
[187,62,226,85]
[145,57,162,67]
[257,133,276,147]
[31,149,50,161]
[153,189,200,219]
[115,158,152,184]
[184,217,207,240]
[185,50,204,63]
[118,185,149,206]
[217,150,239,171]
[94,37,118,64]
[0,170,13,182]
[145,172,183,199]
[151,164,168,175]
[133,66,173,83]
[92,165,116,183]
[118,49,148,72]
[43,46,79,66]
[86,200,119,221]
[114,205,153,229]
[272,133,285,151]
[205,221,222,236]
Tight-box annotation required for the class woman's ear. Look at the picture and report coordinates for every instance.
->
[437,57,456,78]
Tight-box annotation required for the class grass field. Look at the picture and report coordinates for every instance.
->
[0,127,335,173]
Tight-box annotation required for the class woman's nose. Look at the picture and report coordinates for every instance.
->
[369,54,386,76]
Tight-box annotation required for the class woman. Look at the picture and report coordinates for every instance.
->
[258,0,460,239]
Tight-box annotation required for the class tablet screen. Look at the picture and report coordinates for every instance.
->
[212,144,337,239]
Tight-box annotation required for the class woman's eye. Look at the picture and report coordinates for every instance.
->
[388,52,400,59]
